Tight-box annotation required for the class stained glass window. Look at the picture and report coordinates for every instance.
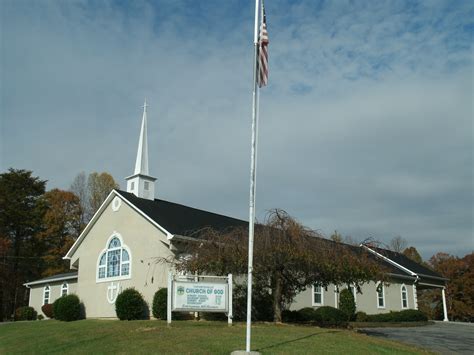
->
[108,237,121,249]
[97,235,131,280]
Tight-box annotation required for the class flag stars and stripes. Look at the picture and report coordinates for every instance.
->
[258,1,269,88]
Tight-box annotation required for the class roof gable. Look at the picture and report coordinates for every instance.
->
[115,190,247,236]
[64,189,247,260]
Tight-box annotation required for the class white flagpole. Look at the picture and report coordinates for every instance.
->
[246,0,260,352]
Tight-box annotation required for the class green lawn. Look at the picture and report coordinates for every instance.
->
[0,320,430,354]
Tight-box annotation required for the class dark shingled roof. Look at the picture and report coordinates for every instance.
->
[372,247,446,280]
[116,190,247,236]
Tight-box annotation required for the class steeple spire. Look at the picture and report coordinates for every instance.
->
[134,100,149,175]
[125,99,157,200]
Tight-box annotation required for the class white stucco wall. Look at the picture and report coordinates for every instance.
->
[290,279,415,314]
[28,280,78,317]
[68,195,174,318]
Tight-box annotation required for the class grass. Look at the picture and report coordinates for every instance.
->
[0,319,431,354]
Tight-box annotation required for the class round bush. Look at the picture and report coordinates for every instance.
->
[15,306,37,321]
[37,314,44,320]
[339,288,356,321]
[355,311,369,322]
[41,303,54,318]
[297,307,320,322]
[53,295,82,321]
[115,288,147,320]
[314,306,348,328]
[152,288,167,319]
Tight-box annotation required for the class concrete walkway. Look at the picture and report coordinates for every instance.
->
[359,322,474,354]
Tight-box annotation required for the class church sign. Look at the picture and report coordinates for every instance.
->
[167,273,233,324]
[173,281,228,312]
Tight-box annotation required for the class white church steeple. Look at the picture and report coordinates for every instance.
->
[125,100,157,200]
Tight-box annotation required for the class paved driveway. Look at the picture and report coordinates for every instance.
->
[359,322,474,354]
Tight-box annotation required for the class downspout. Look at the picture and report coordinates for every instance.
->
[412,275,419,310]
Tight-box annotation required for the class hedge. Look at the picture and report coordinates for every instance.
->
[115,288,148,320]
[365,310,428,322]
[314,306,348,327]
[15,306,37,321]
[53,295,82,321]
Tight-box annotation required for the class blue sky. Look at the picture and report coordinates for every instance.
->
[1,0,473,259]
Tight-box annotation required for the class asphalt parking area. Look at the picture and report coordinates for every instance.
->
[359,322,474,354]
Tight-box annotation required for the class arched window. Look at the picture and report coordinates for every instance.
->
[61,282,69,297]
[376,282,385,308]
[401,285,408,309]
[97,234,131,281]
[43,285,50,305]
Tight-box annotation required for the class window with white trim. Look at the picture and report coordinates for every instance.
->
[376,282,385,308]
[313,284,324,306]
[43,285,50,305]
[97,235,131,281]
[61,282,69,297]
[401,285,408,309]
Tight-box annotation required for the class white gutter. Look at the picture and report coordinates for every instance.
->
[23,275,78,287]
[361,244,418,277]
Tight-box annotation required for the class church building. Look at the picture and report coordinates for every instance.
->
[24,103,449,320]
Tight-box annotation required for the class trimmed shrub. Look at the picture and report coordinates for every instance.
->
[365,310,428,322]
[152,288,167,320]
[355,311,369,322]
[41,304,54,318]
[282,310,301,323]
[339,289,356,321]
[37,314,44,320]
[116,288,148,320]
[53,295,82,321]
[15,306,37,321]
[397,309,428,322]
[297,307,320,322]
[314,306,348,328]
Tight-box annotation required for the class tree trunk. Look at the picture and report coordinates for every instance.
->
[272,271,283,323]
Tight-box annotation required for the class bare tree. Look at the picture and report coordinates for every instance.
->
[389,235,407,253]
[70,171,119,225]
[70,172,88,226]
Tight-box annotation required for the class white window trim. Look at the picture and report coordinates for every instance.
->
[312,284,324,306]
[43,285,50,306]
[376,281,385,309]
[61,282,69,297]
[401,284,409,309]
[96,232,132,283]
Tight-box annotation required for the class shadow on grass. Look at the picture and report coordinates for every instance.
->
[255,330,339,352]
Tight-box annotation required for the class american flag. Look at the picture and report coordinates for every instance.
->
[257,0,269,88]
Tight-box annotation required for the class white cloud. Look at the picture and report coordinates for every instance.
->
[1,0,472,259]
